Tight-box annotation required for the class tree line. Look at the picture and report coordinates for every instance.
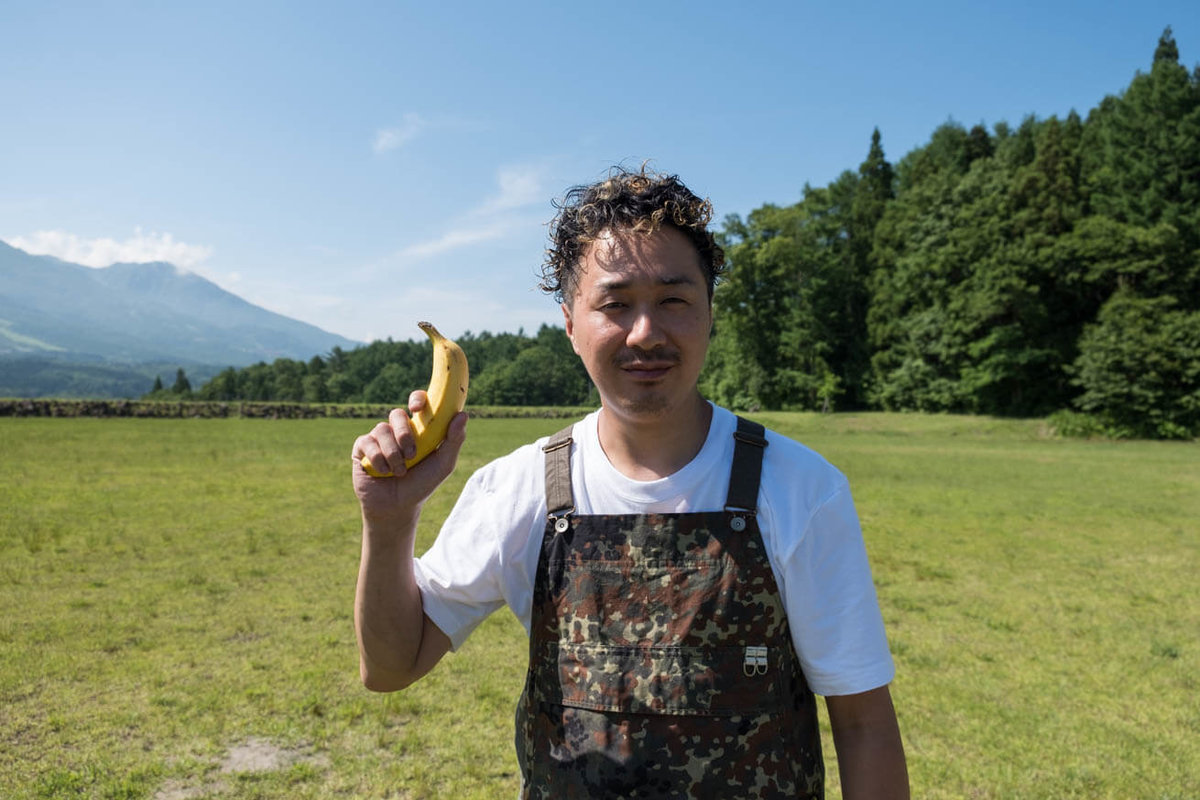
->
[156,324,597,409]
[172,30,1199,438]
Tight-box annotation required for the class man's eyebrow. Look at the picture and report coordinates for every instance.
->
[593,273,701,291]
[660,273,700,287]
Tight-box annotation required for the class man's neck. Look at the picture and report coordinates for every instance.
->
[596,395,713,481]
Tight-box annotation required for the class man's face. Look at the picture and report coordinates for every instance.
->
[562,226,712,424]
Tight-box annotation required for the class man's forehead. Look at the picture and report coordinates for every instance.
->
[579,227,705,288]
[589,269,700,291]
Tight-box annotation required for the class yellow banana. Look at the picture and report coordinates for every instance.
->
[361,321,469,477]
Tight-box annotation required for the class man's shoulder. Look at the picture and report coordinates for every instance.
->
[714,407,841,478]
[728,416,858,551]
[716,409,849,505]
[761,426,840,477]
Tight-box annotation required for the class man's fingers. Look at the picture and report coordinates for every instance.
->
[356,419,405,478]
[351,434,370,464]
[387,408,418,463]
[352,433,390,478]
[359,454,393,478]
[354,406,466,482]
[408,390,428,416]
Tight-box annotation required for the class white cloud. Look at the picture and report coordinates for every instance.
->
[393,222,510,260]
[387,162,552,265]
[4,228,213,269]
[373,112,426,154]
[477,164,549,215]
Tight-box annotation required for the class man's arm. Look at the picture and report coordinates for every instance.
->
[354,511,453,691]
[825,685,910,800]
[351,399,466,692]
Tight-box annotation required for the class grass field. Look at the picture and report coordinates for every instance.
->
[1,413,1197,799]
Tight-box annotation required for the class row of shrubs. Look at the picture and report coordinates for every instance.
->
[4,399,1189,441]
[0,399,588,420]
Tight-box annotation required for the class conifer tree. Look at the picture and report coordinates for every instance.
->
[841,128,895,406]
[1082,26,1200,298]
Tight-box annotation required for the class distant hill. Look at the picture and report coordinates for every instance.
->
[0,241,362,397]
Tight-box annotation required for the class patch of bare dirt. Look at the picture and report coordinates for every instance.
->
[153,737,329,799]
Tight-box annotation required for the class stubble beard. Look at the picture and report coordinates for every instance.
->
[607,346,686,418]
[621,393,672,417]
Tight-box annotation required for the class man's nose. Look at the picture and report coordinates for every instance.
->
[626,307,666,349]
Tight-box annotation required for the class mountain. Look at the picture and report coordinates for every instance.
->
[0,241,363,397]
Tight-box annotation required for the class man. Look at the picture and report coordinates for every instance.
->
[351,167,909,799]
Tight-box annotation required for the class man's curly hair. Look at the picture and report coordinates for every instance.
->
[541,166,726,303]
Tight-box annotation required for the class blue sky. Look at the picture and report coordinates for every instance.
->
[2,1,1195,345]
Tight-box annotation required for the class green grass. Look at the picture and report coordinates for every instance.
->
[1,413,1197,798]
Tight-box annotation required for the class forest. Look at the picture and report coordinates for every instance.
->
[175,29,1200,439]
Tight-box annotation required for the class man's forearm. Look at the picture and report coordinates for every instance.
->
[354,514,426,691]
[832,723,909,800]
[827,686,910,800]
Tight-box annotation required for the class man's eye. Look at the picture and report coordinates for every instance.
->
[601,301,626,310]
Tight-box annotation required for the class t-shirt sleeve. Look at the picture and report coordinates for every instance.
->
[773,481,896,696]
[413,469,511,651]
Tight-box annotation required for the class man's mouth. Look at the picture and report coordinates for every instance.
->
[616,351,680,380]
[624,364,672,379]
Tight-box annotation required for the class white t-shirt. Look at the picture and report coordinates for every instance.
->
[414,403,895,697]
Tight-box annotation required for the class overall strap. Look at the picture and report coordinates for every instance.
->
[542,425,575,518]
[724,416,768,514]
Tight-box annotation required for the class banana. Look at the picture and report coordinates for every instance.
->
[361,321,469,477]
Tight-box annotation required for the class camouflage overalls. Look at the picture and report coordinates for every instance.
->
[516,417,824,799]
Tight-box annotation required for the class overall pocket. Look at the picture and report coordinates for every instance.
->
[535,641,787,716]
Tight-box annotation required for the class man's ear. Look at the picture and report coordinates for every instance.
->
[561,302,579,355]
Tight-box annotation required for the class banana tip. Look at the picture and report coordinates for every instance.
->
[417,320,444,341]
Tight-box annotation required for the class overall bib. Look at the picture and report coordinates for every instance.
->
[516,417,824,799]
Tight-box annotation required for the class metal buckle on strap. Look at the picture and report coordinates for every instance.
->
[549,508,575,533]
[733,430,768,448]
[743,646,769,676]
[724,509,750,531]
